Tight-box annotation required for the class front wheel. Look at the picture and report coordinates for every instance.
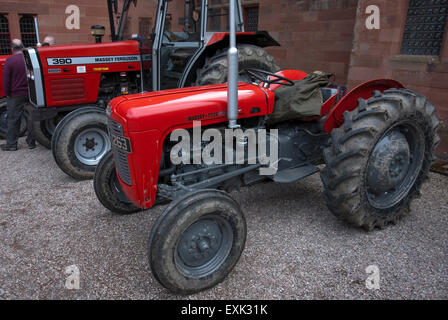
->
[52,107,111,180]
[321,89,440,230]
[148,190,247,295]
[94,150,140,215]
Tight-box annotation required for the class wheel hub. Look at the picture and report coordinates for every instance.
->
[179,219,222,268]
[74,128,111,166]
[367,130,411,195]
[83,137,98,151]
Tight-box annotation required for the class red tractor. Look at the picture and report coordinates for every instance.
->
[93,0,440,295]
[20,0,280,180]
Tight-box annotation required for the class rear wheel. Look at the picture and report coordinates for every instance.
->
[196,44,280,85]
[33,115,63,149]
[148,190,246,295]
[94,150,140,214]
[321,89,440,230]
[52,107,111,180]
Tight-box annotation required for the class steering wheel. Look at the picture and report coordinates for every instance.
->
[243,68,295,88]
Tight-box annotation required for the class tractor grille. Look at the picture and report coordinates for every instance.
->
[108,118,132,186]
[50,78,86,101]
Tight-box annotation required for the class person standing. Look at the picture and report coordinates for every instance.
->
[0,39,35,151]
[42,35,56,46]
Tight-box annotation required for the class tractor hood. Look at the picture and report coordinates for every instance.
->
[108,83,273,134]
[35,41,146,76]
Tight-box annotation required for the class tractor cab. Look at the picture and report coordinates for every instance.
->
[111,0,248,91]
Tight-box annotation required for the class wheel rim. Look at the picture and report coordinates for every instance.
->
[74,128,111,166]
[366,122,425,210]
[175,214,233,278]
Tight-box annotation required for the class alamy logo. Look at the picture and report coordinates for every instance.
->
[365,5,380,30]
[365,265,380,290]
[66,5,80,30]
[65,265,80,290]
[170,121,279,176]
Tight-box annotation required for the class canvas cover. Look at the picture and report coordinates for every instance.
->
[268,72,332,125]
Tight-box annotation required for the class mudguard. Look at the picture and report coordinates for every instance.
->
[269,69,308,91]
[206,31,281,48]
[323,79,405,133]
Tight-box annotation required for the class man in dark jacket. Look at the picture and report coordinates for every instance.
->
[1,39,36,151]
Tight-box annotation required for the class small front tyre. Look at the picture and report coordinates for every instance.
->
[94,150,140,215]
[148,190,247,295]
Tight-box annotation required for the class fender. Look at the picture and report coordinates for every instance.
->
[206,31,281,48]
[269,69,308,91]
[323,79,405,133]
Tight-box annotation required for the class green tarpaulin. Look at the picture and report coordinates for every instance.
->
[268,72,332,125]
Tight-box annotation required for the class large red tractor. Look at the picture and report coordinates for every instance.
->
[20,0,280,180]
[93,0,440,295]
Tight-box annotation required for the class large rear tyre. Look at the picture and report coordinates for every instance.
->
[196,44,280,85]
[148,190,246,295]
[321,89,440,231]
[52,107,111,180]
[0,99,27,140]
[94,150,140,215]
[33,115,62,149]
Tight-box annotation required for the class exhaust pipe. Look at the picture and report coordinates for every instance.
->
[227,0,239,129]
[34,16,42,47]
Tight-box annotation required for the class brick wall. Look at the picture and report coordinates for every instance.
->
[0,0,117,44]
[258,0,359,85]
[347,0,448,159]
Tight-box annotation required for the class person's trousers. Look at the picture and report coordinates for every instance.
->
[6,96,35,147]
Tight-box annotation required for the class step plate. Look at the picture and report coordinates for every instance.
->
[272,165,320,184]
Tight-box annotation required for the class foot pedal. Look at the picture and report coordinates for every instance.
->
[272,164,320,183]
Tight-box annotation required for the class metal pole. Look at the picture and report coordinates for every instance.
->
[185,0,191,33]
[107,0,117,41]
[227,0,239,129]
[34,17,42,47]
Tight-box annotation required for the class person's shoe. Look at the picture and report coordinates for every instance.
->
[28,143,37,150]
[0,144,18,151]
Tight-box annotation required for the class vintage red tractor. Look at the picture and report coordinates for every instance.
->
[93,1,440,295]
[19,0,280,180]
